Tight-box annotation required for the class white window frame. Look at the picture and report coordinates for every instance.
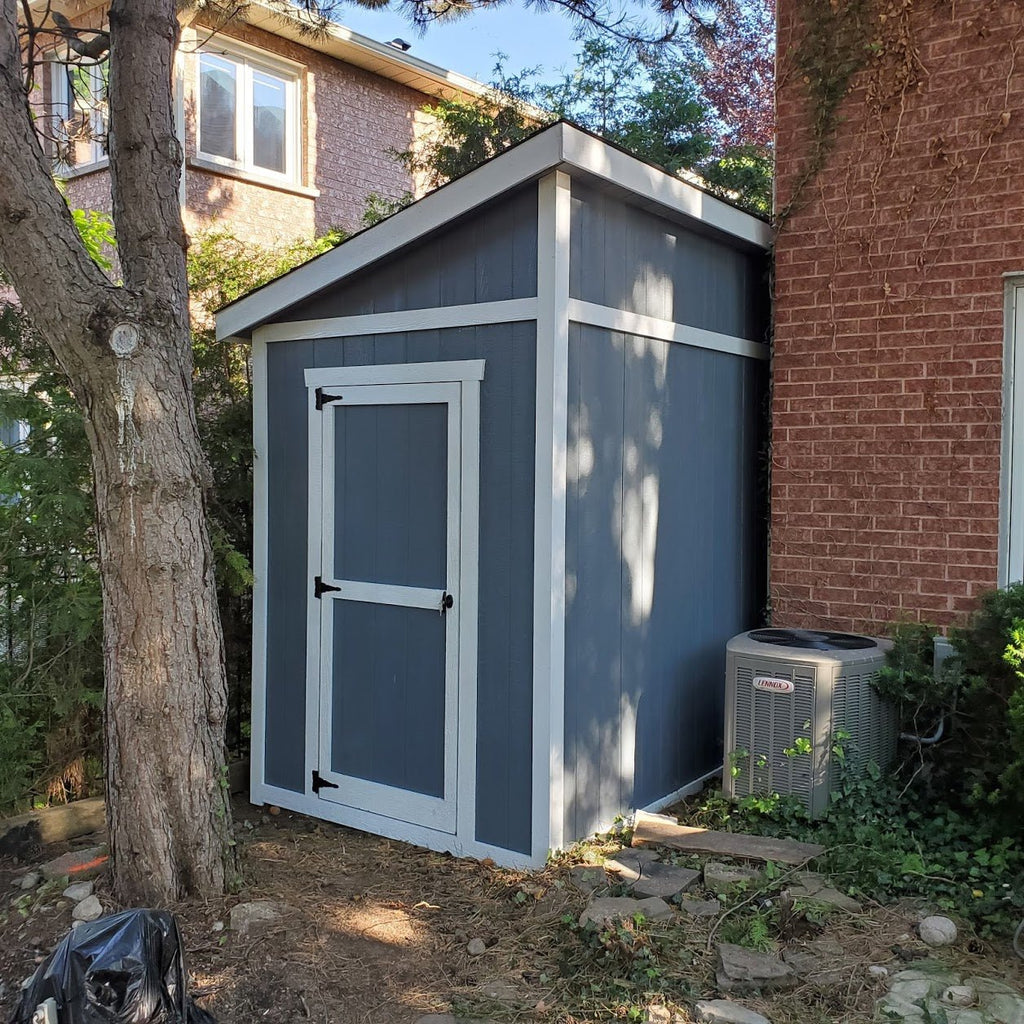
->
[195,40,302,186]
[49,55,109,174]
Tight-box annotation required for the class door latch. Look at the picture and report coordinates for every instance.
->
[440,591,454,615]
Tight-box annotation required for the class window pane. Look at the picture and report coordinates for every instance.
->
[199,53,237,161]
[252,70,286,174]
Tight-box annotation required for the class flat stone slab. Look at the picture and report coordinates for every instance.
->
[604,848,661,881]
[704,861,764,893]
[632,811,824,865]
[40,845,108,881]
[569,865,608,894]
[784,872,861,913]
[229,899,297,937]
[877,969,1024,1024]
[717,943,797,995]
[628,862,701,899]
[695,999,773,1024]
[579,896,673,928]
[678,897,722,918]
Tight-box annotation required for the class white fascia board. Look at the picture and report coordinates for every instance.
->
[560,126,773,251]
[240,1,493,103]
[216,121,773,341]
[216,126,564,340]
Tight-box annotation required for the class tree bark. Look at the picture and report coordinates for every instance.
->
[0,0,235,902]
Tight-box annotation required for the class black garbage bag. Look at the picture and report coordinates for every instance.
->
[10,909,216,1024]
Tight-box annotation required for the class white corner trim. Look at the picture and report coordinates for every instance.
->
[568,300,769,361]
[249,781,544,869]
[533,169,571,862]
[216,128,564,339]
[560,128,772,251]
[260,300,537,344]
[304,360,485,387]
[999,277,1024,586]
[248,334,270,798]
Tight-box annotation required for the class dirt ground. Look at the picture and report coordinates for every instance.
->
[0,797,1020,1024]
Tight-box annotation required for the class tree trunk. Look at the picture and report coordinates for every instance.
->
[0,0,236,902]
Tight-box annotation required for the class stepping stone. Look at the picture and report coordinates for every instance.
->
[605,848,661,881]
[784,872,861,913]
[40,845,108,881]
[569,865,607,894]
[632,811,824,865]
[628,862,700,899]
[695,999,773,1024]
[704,861,764,893]
[579,896,673,928]
[716,943,797,994]
[678,897,722,918]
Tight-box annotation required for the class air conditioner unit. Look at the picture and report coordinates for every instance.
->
[723,629,897,817]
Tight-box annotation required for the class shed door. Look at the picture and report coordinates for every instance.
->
[312,381,462,833]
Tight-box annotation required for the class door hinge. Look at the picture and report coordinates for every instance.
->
[311,770,339,794]
[315,387,343,410]
[314,575,341,599]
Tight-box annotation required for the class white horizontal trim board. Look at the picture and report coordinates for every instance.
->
[258,300,537,344]
[320,580,446,610]
[569,300,768,361]
[250,781,544,869]
[216,122,772,340]
[304,360,485,387]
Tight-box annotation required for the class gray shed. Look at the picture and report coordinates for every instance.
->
[216,121,771,867]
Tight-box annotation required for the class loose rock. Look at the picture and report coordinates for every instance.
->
[211,921,224,933]
[645,1004,672,1024]
[918,916,957,947]
[62,881,94,902]
[942,986,976,1007]
[716,943,797,994]
[19,872,40,891]
[466,937,487,956]
[71,895,102,923]
[868,966,890,980]
[704,862,763,894]
[40,846,108,881]
[229,899,293,937]
[579,895,673,928]
[695,999,772,1024]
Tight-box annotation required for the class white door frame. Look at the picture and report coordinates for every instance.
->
[1001,277,1024,586]
[303,361,483,844]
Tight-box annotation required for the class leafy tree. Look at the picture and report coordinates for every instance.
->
[0,0,725,902]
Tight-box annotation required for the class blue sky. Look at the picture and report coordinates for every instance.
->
[336,3,595,83]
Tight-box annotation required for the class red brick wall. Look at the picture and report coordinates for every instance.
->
[772,0,1024,631]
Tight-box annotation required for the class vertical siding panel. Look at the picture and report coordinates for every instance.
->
[563,322,581,843]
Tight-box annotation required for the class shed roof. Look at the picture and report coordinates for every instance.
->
[215,120,773,340]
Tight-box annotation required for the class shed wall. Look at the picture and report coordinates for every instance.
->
[569,181,768,341]
[563,324,766,842]
[264,322,536,854]
[278,186,539,320]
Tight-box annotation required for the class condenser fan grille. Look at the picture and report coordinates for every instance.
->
[747,628,877,651]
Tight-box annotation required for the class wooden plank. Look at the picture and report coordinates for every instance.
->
[0,797,105,857]
[631,810,824,866]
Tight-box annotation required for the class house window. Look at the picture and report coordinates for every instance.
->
[50,58,109,171]
[1001,276,1024,585]
[198,47,299,182]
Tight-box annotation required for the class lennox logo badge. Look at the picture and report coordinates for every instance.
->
[752,676,795,694]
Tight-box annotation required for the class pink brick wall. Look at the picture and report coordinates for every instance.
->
[772,0,1024,631]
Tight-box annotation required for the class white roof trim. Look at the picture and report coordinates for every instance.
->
[215,122,772,340]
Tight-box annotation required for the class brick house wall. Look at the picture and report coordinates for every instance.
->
[60,14,442,247]
[772,0,1024,631]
